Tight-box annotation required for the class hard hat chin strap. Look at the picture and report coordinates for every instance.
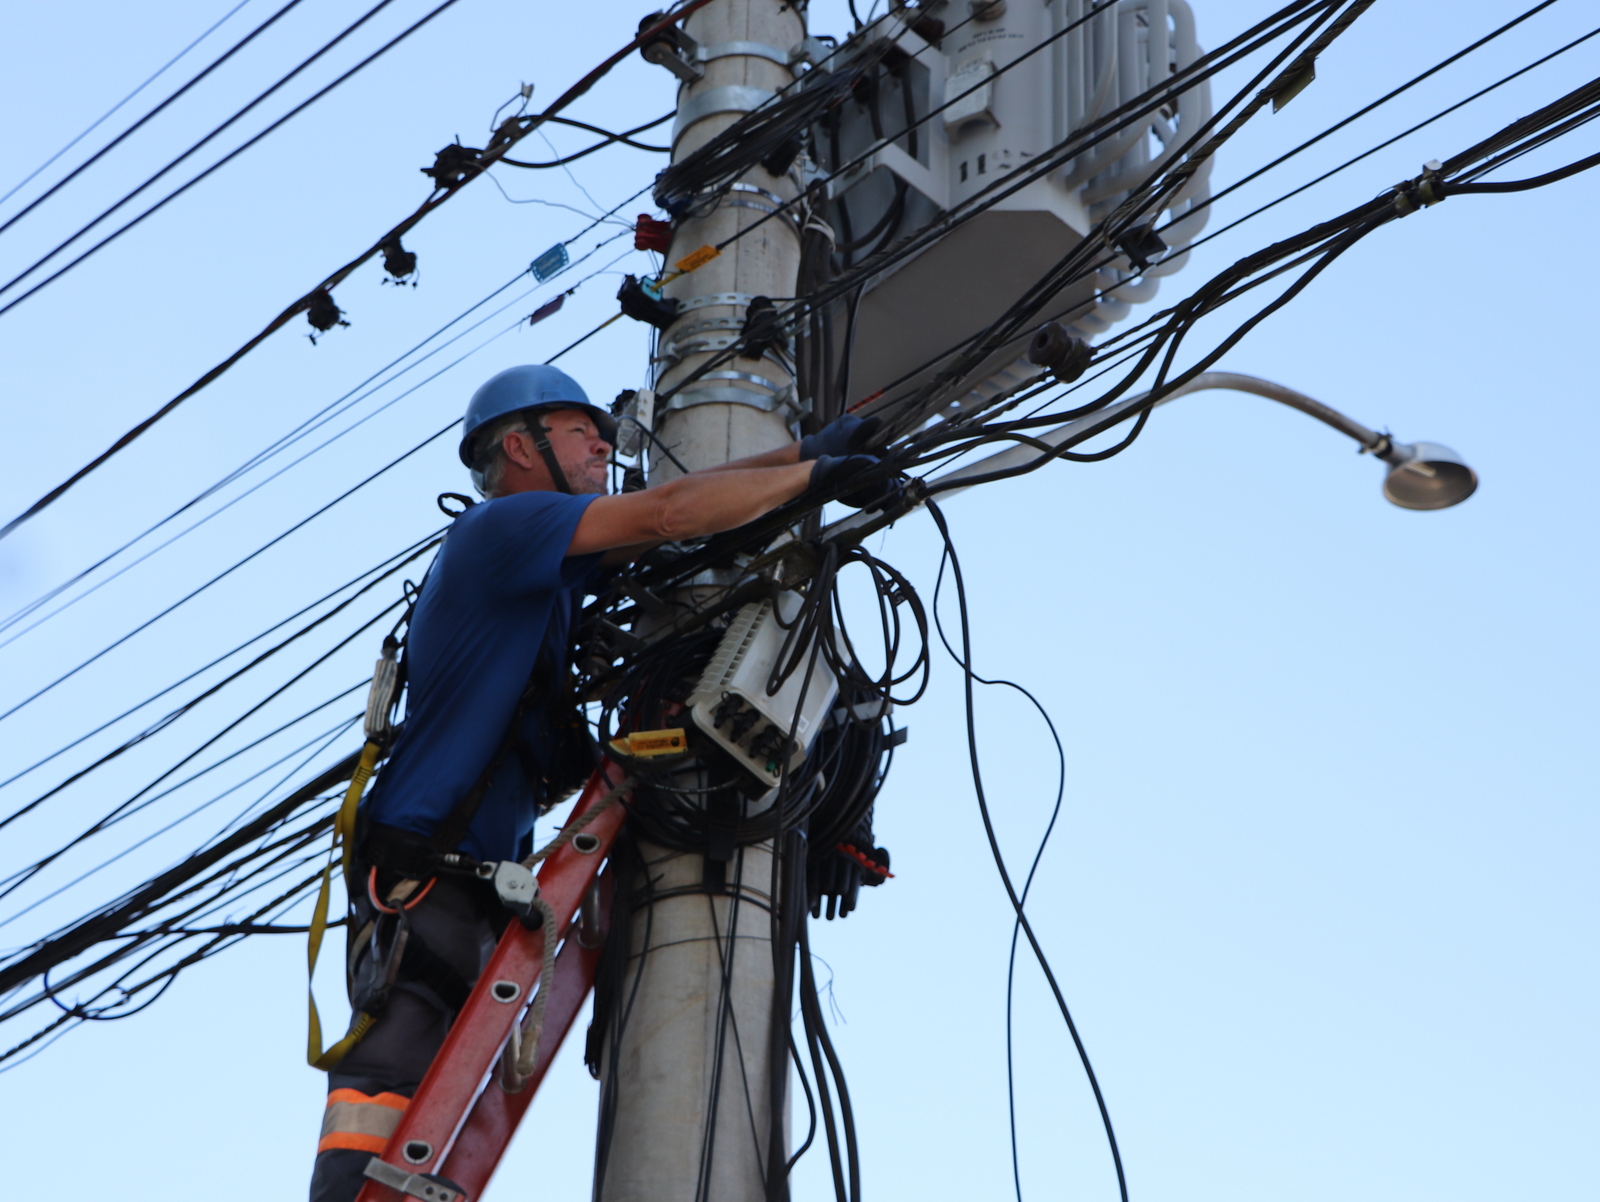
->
[528,413,573,495]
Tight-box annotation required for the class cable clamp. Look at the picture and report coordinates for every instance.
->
[1394,162,1447,217]
[788,36,830,68]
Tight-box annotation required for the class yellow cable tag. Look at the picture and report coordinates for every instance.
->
[673,245,719,274]
[609,728,689,758]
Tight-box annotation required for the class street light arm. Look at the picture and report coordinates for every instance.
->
[927,371,1394,501]
[1159,372,1384,449]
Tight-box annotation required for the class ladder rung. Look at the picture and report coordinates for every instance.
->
[355,766,626,1202]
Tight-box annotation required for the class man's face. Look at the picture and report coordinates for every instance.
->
[533,408,610,494]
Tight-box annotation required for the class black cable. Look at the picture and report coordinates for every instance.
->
[1152,21,1600,277]
[0,532,437,795]
[0,748,356,1001]
[0,544,428,831]
[710,0,1326,262]
[0,6,701,541]
[0,594,394,905]
[856,1,1367,438]
[0,0,309,240]
[656,0,1344,421]
[930,547,1068,1202]
[501,111,673,165]
[0,709,362,934]
[0,414,456,727]
[0,0,431,309]
[924,497,1128,1202]
[763,3,1585,451]
[2,228,631,651]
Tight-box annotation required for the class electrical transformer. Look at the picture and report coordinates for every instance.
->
[811,0,1213,425]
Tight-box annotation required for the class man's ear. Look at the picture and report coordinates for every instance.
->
[502,429,540,471]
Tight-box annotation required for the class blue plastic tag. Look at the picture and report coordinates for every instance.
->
[530,243,570,282]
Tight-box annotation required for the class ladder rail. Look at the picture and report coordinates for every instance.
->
[355,766,627,1202]
[439,871,610,1196]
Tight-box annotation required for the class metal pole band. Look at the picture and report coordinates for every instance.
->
[672,85,778,145]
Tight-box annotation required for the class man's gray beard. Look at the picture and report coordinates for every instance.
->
[569,462,607,495]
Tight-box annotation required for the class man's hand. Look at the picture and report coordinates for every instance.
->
[800,414,881,461]
[808,453,896,510]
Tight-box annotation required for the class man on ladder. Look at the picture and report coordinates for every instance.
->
[308,363,879,1201]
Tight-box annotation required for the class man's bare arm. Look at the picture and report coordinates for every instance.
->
[569,462,813,556]
[691,443,801,473]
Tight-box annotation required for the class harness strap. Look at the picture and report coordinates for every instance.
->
[307,740,382,1071]
[530,414,573,494]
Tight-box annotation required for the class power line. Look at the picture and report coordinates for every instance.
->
[0,533,440,795]
[926,497,1129,1202]
[654,0,1349,423]
[0,240,638,714]
[0,0,714,542]
[0,199,642,646]
[0,0,459,313]
[0,0,309,240]
[0,0,256,209]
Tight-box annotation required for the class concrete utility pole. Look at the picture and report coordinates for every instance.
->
[599,1,804,1200]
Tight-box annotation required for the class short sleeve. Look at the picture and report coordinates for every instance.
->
[453,491,600,599]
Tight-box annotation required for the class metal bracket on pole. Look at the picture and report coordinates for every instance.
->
[362,1158,466,1202]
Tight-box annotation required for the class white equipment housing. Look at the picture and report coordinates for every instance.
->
[687,593,840,787]
[819,0,1212,424]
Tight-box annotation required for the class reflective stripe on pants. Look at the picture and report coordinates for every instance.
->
[317,1089,410,1155]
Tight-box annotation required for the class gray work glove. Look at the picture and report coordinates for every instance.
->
[800,414,881,461]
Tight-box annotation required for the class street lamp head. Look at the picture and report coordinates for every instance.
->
[1377,440,1478,510]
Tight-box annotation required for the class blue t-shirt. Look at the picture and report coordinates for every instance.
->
[365,490,602,862]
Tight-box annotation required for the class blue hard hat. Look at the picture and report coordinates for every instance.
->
[458,364,618,466]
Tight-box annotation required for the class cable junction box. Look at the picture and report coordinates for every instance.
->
[687,592,840,787]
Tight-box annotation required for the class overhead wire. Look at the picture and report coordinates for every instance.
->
[0,0,307,236]
[0,235,645,722]
[929,548,1068,1202]
[653,0,1347,419]
[0,0,717,542]
[4,0,1597,1107]
[0,531,438,794]
[0,0,444,310]
[500,112,674,167]
[696,0,1584,447]
[778,0,1583,439]
[0,237,627,651]
[0,0,257,210]
[0,536,436,830]
[0,598,399,908]
[0,197,644,645]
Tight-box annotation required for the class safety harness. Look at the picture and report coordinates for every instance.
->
[527,411,575,495]
[306,513,599,1071]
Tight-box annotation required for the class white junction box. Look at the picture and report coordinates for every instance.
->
[687,593,840,787]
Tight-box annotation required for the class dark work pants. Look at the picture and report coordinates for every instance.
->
[309,875,506,1202]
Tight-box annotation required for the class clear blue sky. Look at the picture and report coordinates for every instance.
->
[0,2,1593,1200]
